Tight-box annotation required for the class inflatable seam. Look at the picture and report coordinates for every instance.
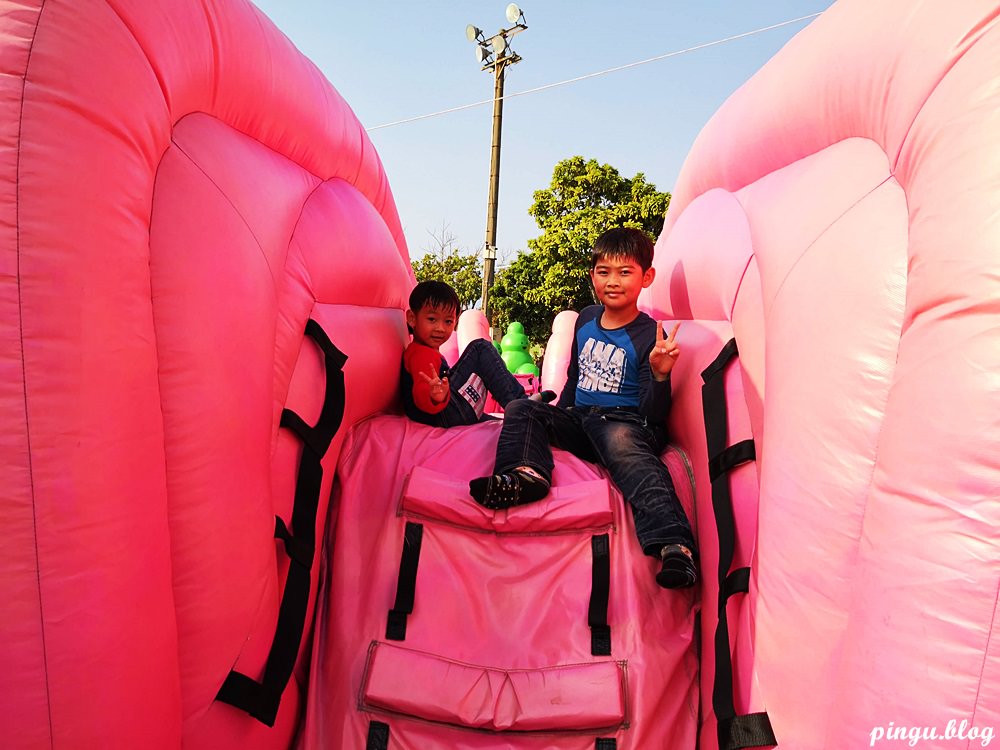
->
[969,575,1000,727]
[825,179,908,746]
[200,0,223,107]
[100,1,406,275]
[727,249,756,324]
[291,193,406,307]
[167,135,281,301]
[845,175,907,561]
[284,174,332,301]
[16,1,54,745]
[398,511,615,539]
[762,171,894,319]
[145,130,184,698]
[668,445,696,489]
[102,0,170,107]
[165,112,403,270]
[165,118,404,275]
[359,641,630,734]
[891,9,1000,174]
[675,135,884,238]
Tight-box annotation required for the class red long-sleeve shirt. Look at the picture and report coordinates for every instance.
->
[402,341,449,414]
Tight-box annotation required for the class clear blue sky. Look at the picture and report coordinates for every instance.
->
[251,1,834,266]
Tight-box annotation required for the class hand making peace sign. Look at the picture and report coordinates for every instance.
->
[649,321,681,381]
[417,363,450,404]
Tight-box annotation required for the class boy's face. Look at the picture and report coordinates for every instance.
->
[590,256,656,313]
[406,303,457,349]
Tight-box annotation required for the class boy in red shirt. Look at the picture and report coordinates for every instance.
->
[402,280,551,428]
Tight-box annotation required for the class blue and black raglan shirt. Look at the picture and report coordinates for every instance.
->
[556,305,672,423]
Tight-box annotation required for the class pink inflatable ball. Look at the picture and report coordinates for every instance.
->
[541,310,579,398]
[500,321,535,373]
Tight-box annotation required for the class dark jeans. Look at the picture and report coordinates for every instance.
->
[430,339,526,427]
[494,399,696,557]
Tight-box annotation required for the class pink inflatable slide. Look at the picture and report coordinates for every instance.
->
[2,1,998,749]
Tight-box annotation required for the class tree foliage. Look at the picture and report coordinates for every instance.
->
[410,223,483,310]
[490,156,670,345]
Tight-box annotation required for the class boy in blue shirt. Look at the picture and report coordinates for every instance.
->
[469,228,697,588]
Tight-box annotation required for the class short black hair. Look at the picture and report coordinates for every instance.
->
[590,227,655,272]
[408,280,460,315]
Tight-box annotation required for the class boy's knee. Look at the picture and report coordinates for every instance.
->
[503,397,553,422]
[467,338,495,357]
[503,397,532,416]
[602,421,636,447]
[594,421,648,460]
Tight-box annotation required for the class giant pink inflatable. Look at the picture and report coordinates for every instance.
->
[645,2,1000,747]
[2,0,997,749]
[1,0,411,747]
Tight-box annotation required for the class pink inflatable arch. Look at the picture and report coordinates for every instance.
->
[644,0,1000,747]
[2,0,412,747]
[3,0,998,749]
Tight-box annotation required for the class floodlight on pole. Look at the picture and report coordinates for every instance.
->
[465,5,528,323]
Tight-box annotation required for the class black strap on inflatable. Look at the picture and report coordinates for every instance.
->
[709,440,756,483]
[701,339,777,750]
[720,712,778,750]
[589,533,612,656]
[366,720,390,750]
[216,319,347,727]
[723,567,751,599]
[386,522,424,641]
[596,739,617,750]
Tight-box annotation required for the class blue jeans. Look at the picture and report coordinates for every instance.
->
[413,339,526,428]
[494,399,696,557]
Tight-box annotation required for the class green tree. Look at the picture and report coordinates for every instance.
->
[410,223,483,310]
[491,156,670,344]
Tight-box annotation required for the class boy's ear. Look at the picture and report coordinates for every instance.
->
[405,309,416,329]
[642,267,656,288]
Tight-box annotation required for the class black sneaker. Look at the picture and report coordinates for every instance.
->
[528,390,557,403]
[469,470,550,510]
[656,544,698,589]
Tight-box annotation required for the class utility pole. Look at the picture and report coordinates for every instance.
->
[466,4,527,323]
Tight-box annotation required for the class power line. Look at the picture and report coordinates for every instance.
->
[367,13,821,132]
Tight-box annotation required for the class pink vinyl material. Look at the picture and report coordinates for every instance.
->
[439,330,460,366]
[403,465,615,533]
[541,310,579,394]
[645,1,1000,748]
[299,416,699,749]
[361,642,626,732]
[4,0,999,748]
[457,308,492,358]
[1,1,410,748]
